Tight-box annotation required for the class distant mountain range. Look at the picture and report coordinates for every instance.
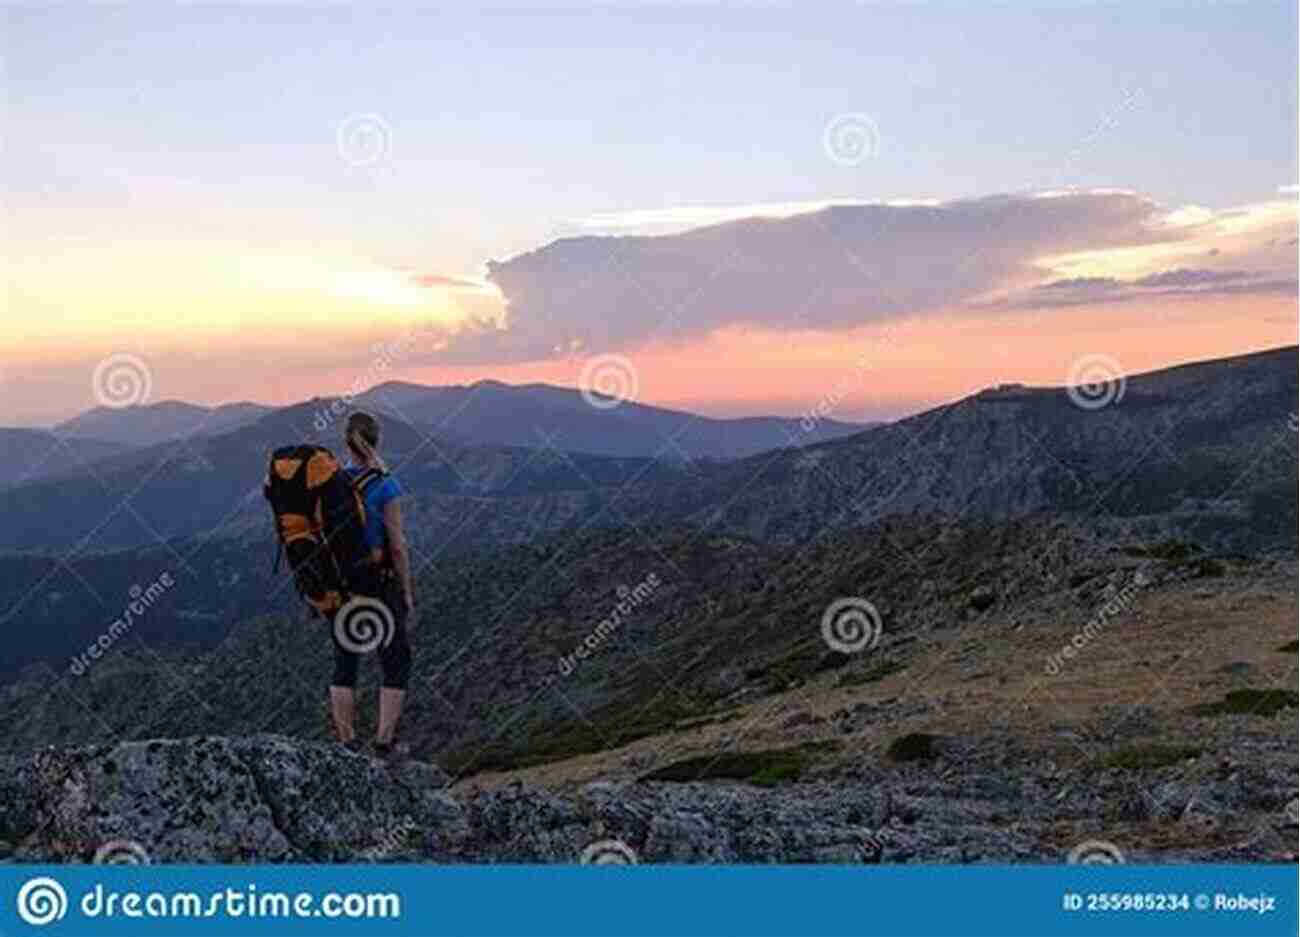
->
[599,345,1299,547]
[54,400,272,447]
[29,380,870,461]
[0,398,696,553]
[0,429,127,489]
[0,346,1293,681]
[2,347,1293,558]
[0,381,871,546]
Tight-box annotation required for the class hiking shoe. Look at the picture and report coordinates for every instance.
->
[341,739,363,754]
[372,740,409,763]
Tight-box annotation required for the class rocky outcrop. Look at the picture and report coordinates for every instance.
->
[4,733,1296,865]
[0,736,455,863]
[0,735,885,864]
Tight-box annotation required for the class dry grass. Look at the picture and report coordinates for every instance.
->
[457,574,1298,793]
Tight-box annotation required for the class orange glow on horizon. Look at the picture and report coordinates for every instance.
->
[291,292,1298,424]
[3,194,1295,426]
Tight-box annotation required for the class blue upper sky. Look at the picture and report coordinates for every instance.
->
[8,1,1296,274]
[3,3,1296,425]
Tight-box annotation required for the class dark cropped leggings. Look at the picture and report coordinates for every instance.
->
[331,575,411,690]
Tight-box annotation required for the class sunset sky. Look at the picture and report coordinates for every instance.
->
[3,2,1297,427]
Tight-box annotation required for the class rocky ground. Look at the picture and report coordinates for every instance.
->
[0,734,891,864]
[460,561,1300,864]
[3,560,1295,865]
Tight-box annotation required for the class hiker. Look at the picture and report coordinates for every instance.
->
[329,410,415,758]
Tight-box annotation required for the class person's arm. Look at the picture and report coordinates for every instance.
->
[383,498,414,613]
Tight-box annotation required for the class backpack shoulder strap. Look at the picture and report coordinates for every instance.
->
[351,467,388,495]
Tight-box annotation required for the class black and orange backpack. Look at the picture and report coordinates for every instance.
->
[262,445,385,615]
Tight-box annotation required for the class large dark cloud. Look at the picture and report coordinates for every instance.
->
[426,191,1240,364]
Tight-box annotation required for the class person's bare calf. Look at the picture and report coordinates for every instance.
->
[377,687,405,746]
[330,685,356,743]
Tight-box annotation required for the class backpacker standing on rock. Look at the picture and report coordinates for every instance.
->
[334,411,414,757]
[263,410,414,759]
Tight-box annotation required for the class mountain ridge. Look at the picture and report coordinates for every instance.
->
[34,379,874,458]
[0,345,1293,681]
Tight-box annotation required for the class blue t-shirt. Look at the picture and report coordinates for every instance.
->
[343,466,403,558]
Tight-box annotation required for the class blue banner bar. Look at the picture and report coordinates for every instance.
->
[1,865,1295,936]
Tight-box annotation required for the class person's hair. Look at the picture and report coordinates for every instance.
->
[345,410,381,460]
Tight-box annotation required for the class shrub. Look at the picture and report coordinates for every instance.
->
[887,732,937,763]
[1192,558,1226,578]
[1190,689,1299,717]
[837,659,905,688]
[1122,540,1196,561]
[1099,744,1202,771]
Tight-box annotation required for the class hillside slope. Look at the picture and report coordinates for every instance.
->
[0,430,126,488]
[605,346,1298,550]
[55,400,271,446]
[1,347,1293,685]
[3,561,1294,864]
[356,378,870,459]
[0,401,689,553]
